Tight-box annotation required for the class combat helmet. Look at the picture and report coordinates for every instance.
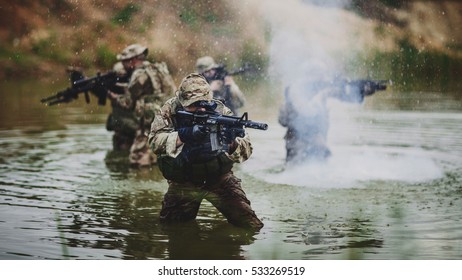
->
[195,56,219,73]
[117,44,148,61]
[176,73,213,107]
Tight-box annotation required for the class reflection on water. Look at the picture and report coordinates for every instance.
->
[0,81,462,259]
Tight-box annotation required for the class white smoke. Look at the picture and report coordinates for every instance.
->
[265,0,358,163]
[265,1,350,81]
[245,0,445,187]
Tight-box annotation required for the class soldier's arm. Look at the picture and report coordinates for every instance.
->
[225,77,246,108]
[278,100,292,127]
[128,69,152,100]
[148,102,184,158]
[154,62,177,100]
[226,133,252,163]
[109,91,133,109]
[109,69,151,110]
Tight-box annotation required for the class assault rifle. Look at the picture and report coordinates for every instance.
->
[211,63,254,81]
[40,71,128,106]
[308,78,389,103]
[176,110,268,151]
[347,79,388,96]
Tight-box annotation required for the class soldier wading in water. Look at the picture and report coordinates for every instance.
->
[148,73,263,230]
[107,44,176,167]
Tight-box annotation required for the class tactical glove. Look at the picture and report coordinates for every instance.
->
[177,125,210,143]
[221,127,245,144]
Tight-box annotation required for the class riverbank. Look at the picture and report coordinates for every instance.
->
[1,0,461,86]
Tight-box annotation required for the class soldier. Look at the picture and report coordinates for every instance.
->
[107,44,176,167]
[105,61,138,151]
[148,73,263,230]
[278,85,332,165]
[195,56,246,116]
[279,75,384,165]
[64,64,136,152]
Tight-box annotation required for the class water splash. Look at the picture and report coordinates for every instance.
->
[243,103,448,188]
[270,148,444,188]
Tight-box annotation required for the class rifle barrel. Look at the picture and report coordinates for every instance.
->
[242,121,268,130]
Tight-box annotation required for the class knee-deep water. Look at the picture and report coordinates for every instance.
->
[0,81,461,259]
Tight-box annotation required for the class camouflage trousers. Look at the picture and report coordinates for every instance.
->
[112,131,135,151]
[129,130,157,167]
[160,171,264,230]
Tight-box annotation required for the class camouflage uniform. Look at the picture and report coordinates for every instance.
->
[196,56,245,116]
[148,73,263,230]
[110,44,176,167]
[106,61,138,151]
[278,89,331,164]
[279,79,365,164]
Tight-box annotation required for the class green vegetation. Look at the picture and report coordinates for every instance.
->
[95,44,117,68]
[239,40,270,82]
[112,4,140,25]
[385,39,460,91]
[378,0,405,8]
[0,0,460,93]
[346,38,462,92]
[179,8,200,29]
[179,8,223,30]
[176,0,228,30]
[31,32,69,63]
[0,47,38,78]
[351,0,405,9]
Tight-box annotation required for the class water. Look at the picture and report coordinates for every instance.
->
[0,81,461,259]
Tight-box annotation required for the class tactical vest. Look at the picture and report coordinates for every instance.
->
[157,152,233,185]
[157,109,234,184]
[143,61,174,104]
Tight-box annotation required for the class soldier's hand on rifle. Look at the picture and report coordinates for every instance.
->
[222,127,245,143]
[107,90,118,101]
[223,128,243,154]
[223,76,234,86]
[220,126,244,154]
[177,125,210,143]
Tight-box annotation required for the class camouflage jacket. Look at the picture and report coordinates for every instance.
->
[148,97,253,164]
[113,61,176,130]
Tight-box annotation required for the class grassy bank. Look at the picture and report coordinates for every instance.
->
[346,39,462,93]
[1,0,461,94]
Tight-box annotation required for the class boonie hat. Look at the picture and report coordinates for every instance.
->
[195,56,219,73]
[117,44,148,61]
[176,73,213,107]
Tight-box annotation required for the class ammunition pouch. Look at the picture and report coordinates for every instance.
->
[157,155,185,181]
[108,114,138,136]
[106,114,114,131]
[157,153,233,184]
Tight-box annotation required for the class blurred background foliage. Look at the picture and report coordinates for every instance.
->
[0,0,461,92]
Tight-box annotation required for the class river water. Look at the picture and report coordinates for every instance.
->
[0,80,461,259]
